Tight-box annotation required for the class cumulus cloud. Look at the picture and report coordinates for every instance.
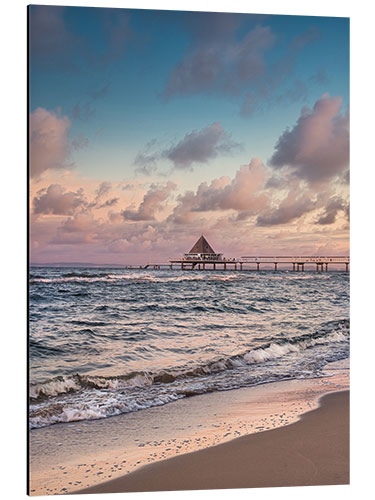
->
[29,108,71,179]
[256,188,316,226]
[316,197,348,225]
[165,122,240,169]
[122,182,177,221]
[33,180,120,217]
[33,184,86,215]
[169,158,269,223]
[269,94,349,183]
[134,123,240,173]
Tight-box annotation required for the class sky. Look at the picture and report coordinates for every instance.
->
[29,5,349,265]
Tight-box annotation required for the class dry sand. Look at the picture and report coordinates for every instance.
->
[77,390,349,494]
[29,360,349,495]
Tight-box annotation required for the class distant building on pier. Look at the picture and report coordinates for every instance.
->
[183,235,223,261]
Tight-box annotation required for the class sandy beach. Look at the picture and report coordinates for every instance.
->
[29,359,349,495]
[77,390,349,494]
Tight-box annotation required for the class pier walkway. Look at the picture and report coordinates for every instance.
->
[143,256,350,272]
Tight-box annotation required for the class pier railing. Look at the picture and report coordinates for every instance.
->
[241,256,350,263]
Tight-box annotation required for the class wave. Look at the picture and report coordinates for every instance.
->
[29,272,243,285]
[29,371,154,400]
[30,319,349,402]
[62,272,110,278]
[29,319,349,428]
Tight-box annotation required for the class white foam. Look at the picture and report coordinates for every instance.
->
[30,376,81,399]
[243,329,348,365]
[31,272,243,285]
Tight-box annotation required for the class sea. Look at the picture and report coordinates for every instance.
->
[29,267,349,430]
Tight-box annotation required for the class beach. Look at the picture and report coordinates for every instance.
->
[29,359,349,495]
[78,390,349,494]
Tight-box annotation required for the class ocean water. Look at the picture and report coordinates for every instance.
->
[29,268,349,429]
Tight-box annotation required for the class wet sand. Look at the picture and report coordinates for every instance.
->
[77,390,349,494]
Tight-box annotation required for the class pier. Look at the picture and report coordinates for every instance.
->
[165,256,349,272]
[144,236,350,272]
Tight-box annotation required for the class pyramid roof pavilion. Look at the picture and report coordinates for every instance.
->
[188,235,215,254]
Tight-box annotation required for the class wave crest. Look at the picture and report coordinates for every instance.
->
[30,320,349,404]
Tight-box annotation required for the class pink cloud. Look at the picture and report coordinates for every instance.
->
[33,184,86,215]
[315,197,348,225]
[257,187,316,226]
[29,107,71,179]
[270,94,349,183]
[169,158,269,223]
[52,213,99,245]
[122,182,177,221]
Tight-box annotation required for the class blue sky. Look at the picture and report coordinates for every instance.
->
[29,6,349,263]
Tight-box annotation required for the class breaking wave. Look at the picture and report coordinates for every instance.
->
[29,319,349,428]
[29,272,242,285]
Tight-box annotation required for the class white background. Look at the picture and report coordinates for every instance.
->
[1,0,373,499]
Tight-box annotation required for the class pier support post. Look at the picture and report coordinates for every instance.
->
[213,263,216,270]
[235,263,237,271]
[274,263,277,271]
[302,264,305,271]
[325,263,328,272]
[257,263,260,271]
[203,262,206,270]
[346,263,349,272]
[224,263,227,271]
[181,263,184,270]
[240,263,243,271]
[316,263,319,272]
[293,263,296,271]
